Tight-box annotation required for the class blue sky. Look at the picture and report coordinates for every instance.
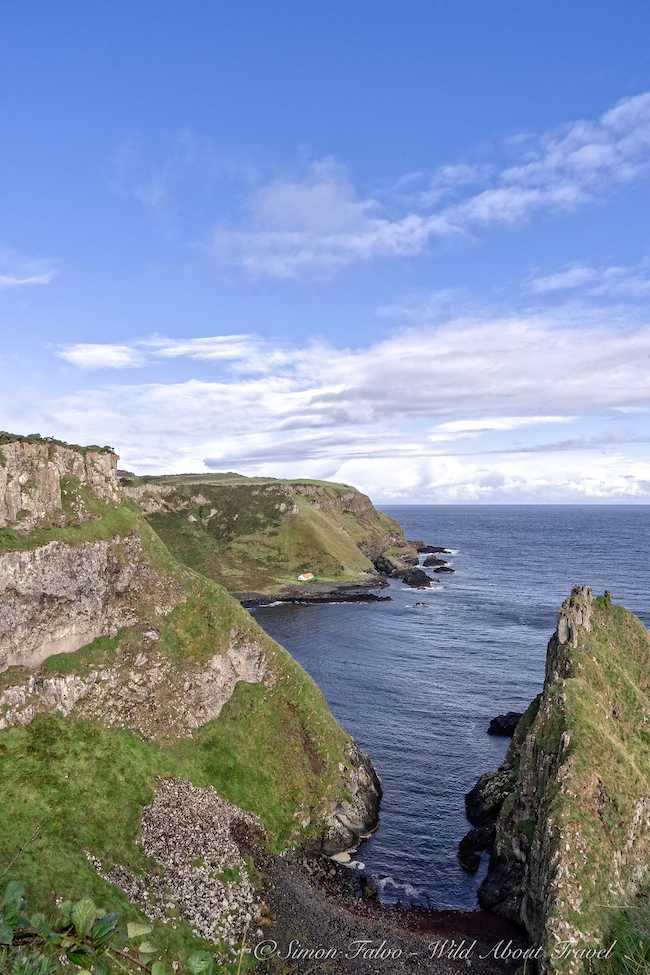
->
[2,2,650,501]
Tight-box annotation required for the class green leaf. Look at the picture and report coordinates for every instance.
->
[1,882,25,912]
[90,912,119,948]
[71,898,98,938]
[186,950,215,975]
[92,957,111,975]
[30,913,54,939]
[57,900,74,926]
[0,918,13,945]
[151,962,167,975]
[67,944,93,966]
[126,921,152,939]
[138,940,156,956]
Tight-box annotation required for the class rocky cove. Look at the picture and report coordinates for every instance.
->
[1,435,649,974]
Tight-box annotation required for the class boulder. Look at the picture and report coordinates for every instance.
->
[423,555,447,567]
[415,544,449,554]
[399,567,432,588]
[465,767,516,827]
[433,565,455,573]
[487,712,523,737]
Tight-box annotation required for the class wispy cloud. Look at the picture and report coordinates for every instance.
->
[59,344,142,369]
[528,257,650,298]
[206,91,650,277]
[0,250,58,289]
[0,271,56,288]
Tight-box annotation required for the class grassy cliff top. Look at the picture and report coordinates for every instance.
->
[0,431,115,454]
[121,470,358,491]
[124,473,411,594]
[533,593,650,969]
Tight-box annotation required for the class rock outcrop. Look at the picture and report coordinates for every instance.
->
[0,535,182,671]
[487,711,523,737]
[462,587,650,973]
[0,436,119,531]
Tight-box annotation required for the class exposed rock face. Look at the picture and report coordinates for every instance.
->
[463,587,650,974]
[312,743,382,855]
[465,766,517,827]
[0,439,119,531]
[0,535,183,671]
[458,824,495,872]
[0,630,267,737]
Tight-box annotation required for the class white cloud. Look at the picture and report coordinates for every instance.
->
[59,344,142,369]
[528,257,650,298]
[204,91,650,277]
[432,416,573,435]
[31,311,650,501]
[528,265,597,293]
[0,271,56,288]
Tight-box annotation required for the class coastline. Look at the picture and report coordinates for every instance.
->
[235,578,392,608]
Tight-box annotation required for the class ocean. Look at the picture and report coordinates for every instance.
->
[254,505,650,910]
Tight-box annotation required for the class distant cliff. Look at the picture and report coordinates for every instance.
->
[121,471,417,595]
[463,587,650,973]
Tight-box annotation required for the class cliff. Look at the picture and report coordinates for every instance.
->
[0,435,381,957]
[120,472,416,596]
[462,587,650,973]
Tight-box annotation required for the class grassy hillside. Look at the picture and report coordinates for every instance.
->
[0,451,371,965]
[551,595,650,962]
[122,473,414,594]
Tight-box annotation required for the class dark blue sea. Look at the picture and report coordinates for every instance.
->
[255,505,650,910]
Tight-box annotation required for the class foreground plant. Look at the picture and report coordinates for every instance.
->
[0,882,228,975]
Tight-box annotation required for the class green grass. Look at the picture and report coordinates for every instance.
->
[598,885,650,974]
[0,498,138,553]
[0,431,114,453]
[137,477,402,594]
[517,596,650,970]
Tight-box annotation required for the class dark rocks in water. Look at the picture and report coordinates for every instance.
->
[488,711,523,737]
[465,767,516,827]
[412,543,450,554]
[423,554,447,567]
[433,565,455,573]
[458,825,496,872]
[238,583,391,608]
[399,567,433,588]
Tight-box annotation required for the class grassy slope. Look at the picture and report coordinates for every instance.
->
[0,487,355,962]
[544,596,650,964]
[132,475,403,593]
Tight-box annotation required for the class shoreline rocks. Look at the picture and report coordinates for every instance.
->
[399,566,434,588]
[487,712,523,737]
[237,581,391,608]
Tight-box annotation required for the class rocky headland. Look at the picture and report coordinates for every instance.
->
[459,586,650,973]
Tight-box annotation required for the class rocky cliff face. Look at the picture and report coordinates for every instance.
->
[0,434,381,866]
[462,587,650,973]
[0,535,182,671]
[0,437,119,531]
